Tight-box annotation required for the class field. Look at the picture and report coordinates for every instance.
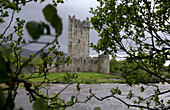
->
[23,72,125,84]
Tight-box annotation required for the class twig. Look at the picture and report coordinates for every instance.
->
[16,38,57,77]
[143,89,170,101]
[1,10,15,37]
[89,89,156,110]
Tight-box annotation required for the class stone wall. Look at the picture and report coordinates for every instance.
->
[18,55,110,74]
[99,55,110,74]
[20,66,37,74]
[51,55,110,74]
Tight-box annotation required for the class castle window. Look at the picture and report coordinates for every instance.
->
[77,39,80,44]
[77,67,80,72]
[78,49,80,53]
[70,24,72,31]
[80,25,82,30]
[74,31,77,36]
[75,23,77,28]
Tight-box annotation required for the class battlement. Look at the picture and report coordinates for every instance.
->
[68,15,90,28]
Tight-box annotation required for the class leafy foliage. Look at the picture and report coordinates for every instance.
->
[0,87,6,110]
[110,57,122,73]
[0,0,82,110]
[122,60,161,85]
[0,46,11,82]
[33,98,48,110]
[110,57,161,85]
[26,21,51,40]
[43,4,62,37]
[90,0,170,109]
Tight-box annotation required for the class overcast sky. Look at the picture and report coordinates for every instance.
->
[1,0,169,65]
[12,0,100,55]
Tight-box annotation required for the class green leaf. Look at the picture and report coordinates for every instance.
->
[43,4,57,22]
[76,82,81,91]
[33,98,48,110]
[94,107,102,110]
[167,100,170,104]
[0,86,14,110]
[0,46,11,82]
[140,86,145,93]
[8,95,15,110]
[26,21,51,40]
[0,87,5,110]
[43,4,62,37]
[26,21,43,40]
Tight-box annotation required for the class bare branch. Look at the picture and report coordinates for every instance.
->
[1,10,15,37]
[89,89,155,110]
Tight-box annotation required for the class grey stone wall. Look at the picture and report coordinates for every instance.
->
[99,55,110,74]
[20,55,110,74]
[20,66,37,74]
[52,55,110,74]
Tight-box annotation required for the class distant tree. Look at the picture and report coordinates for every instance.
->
[110,57,160,84]
[121,60,161,85]
[110,56,121,73]
[90,0,170,109]
[0,0,81,110]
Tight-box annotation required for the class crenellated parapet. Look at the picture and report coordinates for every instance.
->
[68,15,90,31]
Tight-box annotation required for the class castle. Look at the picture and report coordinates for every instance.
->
[50,15,110,74]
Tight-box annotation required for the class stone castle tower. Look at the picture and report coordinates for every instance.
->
[49,15,110,74]
[68,15,90,57]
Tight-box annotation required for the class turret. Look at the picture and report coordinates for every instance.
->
[68,15,90,57]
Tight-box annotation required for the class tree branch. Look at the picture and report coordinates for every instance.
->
[89,89,156,110]
[1,10,15,37]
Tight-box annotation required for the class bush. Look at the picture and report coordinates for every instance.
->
[122,61,160,85]
[81,78,97,84]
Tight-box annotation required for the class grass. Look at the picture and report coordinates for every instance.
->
[23,72,125,84]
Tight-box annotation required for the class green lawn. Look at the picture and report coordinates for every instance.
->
[23,72,125,84]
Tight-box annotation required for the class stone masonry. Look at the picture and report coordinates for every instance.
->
[54,55,110,74]
[50,15,110,74]
[68,15,90,57]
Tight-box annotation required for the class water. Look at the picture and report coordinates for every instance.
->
[14,83,170,110]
